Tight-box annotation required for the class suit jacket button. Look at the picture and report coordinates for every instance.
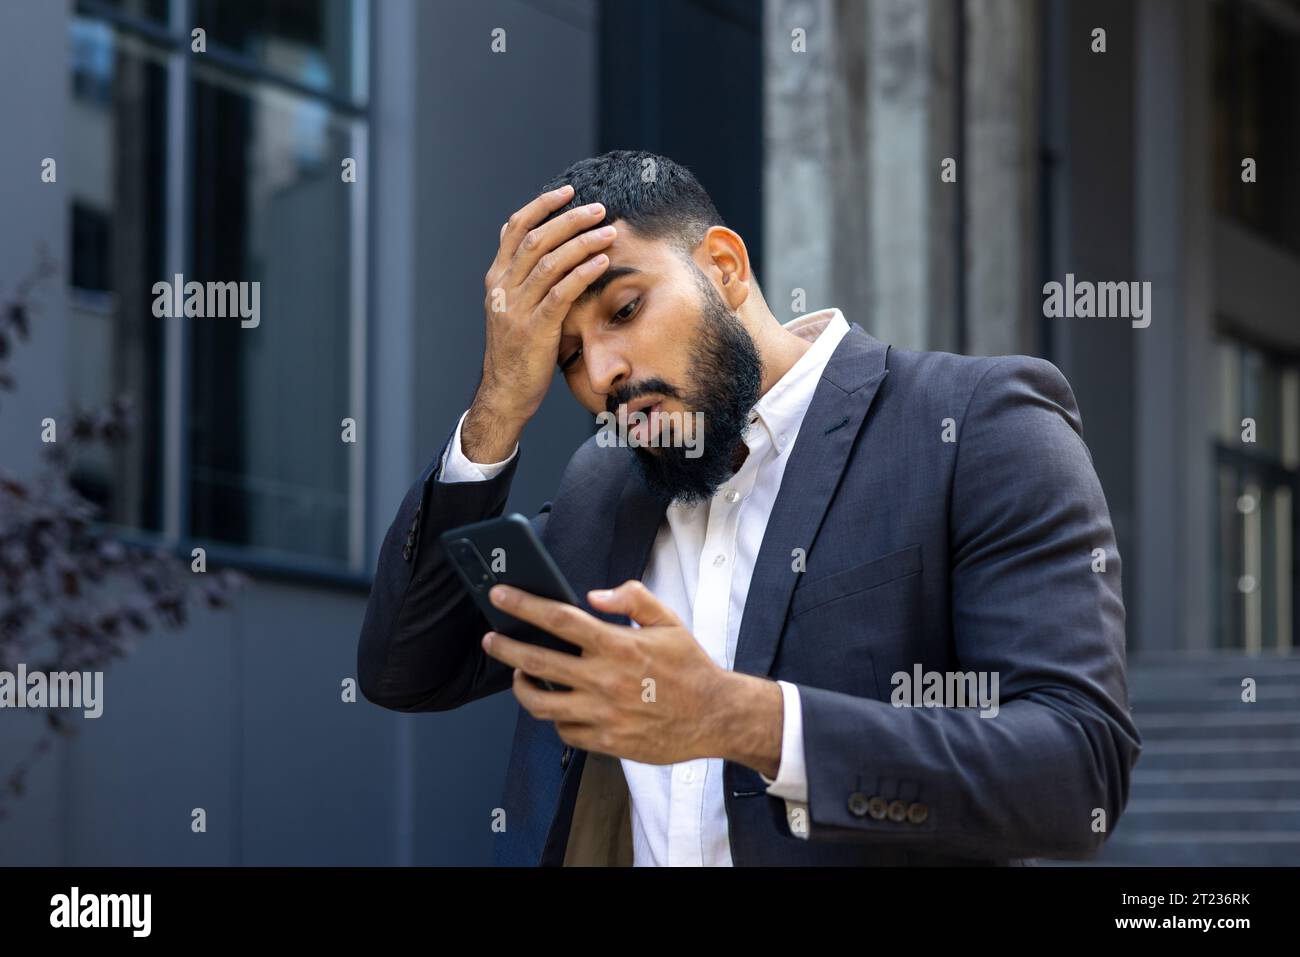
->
[888,800,908,822]
[847,791,870,817]
[907,802,929,825]
[868,796,889,820]
[560,746,573,770]
[402,544,413,561]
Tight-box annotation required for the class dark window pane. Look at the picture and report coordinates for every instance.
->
[193,0,366,102]
[1212,335,1300,651]
[65,17,167,532]
[1212,1,1300,255]
[187,75,358,564]
[1215,465,1245,650]
[71,202,113,291]
[76,0,171,23]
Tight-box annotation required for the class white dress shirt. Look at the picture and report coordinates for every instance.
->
[439,307,851,865]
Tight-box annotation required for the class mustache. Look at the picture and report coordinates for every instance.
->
[606,378,682,416]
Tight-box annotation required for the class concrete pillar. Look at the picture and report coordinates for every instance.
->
[765,0,1038,355]
[965,0,1039,356]
[1134,0,1215,652]
[864,0,958,351]
[763,0,866,327]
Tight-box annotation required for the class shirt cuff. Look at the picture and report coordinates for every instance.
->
[761,680,809,803]
[759,680,810,840]
[438,409,518,483]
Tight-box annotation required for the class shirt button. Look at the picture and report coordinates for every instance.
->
[712,554,726,567]
[723,489,740,504]
[680,767,696,783]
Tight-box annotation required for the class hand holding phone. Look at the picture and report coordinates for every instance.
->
[439,513,581,691]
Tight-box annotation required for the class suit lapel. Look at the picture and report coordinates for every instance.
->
[543,440,671,623]
[602,468,671,623]
[732,324,890,678]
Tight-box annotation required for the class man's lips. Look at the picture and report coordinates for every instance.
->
[620,399,663,444]
[624,395,663,417]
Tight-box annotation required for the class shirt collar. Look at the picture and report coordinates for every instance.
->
[745,307,851,452]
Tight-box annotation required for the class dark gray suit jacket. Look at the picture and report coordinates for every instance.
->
[357,323,1142,865]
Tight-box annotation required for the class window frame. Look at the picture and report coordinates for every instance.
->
[1211,332,1300,652]
[72,0,372,586]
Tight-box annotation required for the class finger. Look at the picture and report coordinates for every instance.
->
[554,722,604,755]
[482,631,588,688]
[492,184,574,275]
[488,584,607,651]
[587,580,682,629]
[517,223,617,312]
[510,669,600,722]
[504,201,608,289]
[532,252,611,328]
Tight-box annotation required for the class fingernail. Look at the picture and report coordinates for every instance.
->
[490,585,509,604]
[586,203,604,214]
[597,226,615,237]
[589,589,613,601]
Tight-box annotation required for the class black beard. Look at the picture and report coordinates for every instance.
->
[613,268,762,507]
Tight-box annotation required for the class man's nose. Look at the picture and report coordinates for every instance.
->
[585,345,631,400]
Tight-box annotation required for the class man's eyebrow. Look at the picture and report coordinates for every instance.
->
[575,265,641,306]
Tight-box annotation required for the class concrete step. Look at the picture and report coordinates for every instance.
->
[1129,710,1300,739]
[1137,741,1300,769]
[1098,834,1300,866]
[1120,798,1300,831]
[1130,771,1300,801]
[1131,691,1300,710]
[1127,653,1300,673]
[1084,654,1298,864]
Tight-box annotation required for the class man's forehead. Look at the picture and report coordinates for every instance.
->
[570,227,666,302]
[558,223,694,331]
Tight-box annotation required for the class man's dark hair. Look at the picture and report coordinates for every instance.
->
[539,150,724,255]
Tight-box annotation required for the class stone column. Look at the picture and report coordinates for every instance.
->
[764,0,1040,356]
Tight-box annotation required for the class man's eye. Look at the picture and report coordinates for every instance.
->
[561,298,638,371]
[612,297,641,324]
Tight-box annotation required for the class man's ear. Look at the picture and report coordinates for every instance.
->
[696,226,751,310]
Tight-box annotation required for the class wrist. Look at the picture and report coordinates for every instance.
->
[463,394,525,464]
[710,671,783,779]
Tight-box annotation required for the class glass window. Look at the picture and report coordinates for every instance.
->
[193,0,367,102]
[1212,0,1300,256]
[92,0,171,22]
[187,71,360,563]
[66,0,369,572]
[1211,335,1299,651]
[66,18,168,532]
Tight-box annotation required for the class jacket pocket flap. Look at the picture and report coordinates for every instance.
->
[790,544,922,619]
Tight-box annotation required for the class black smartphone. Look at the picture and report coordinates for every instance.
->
[439,513,582,691]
